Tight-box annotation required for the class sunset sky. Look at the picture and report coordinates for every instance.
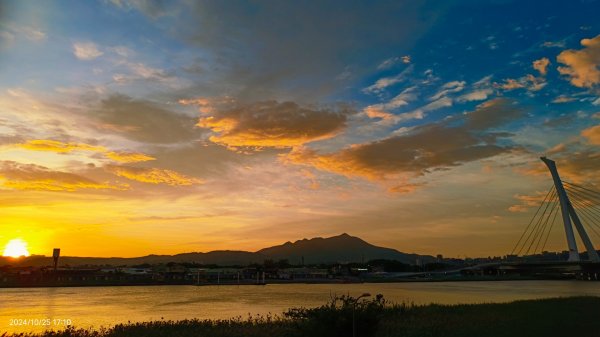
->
[1,0,600,258]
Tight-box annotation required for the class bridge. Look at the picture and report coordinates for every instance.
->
[466,157,600,280]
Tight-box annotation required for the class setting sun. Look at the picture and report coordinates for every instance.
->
[2,239,30,258]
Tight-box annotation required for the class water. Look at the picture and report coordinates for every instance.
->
[1,281,599,333]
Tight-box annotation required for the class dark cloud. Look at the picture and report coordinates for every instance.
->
[285,99,524,180]
[130,1,452,101]
[198,100,354,148]
[94,94,201,144]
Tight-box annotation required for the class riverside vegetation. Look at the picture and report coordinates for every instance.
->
[4,296,600,337]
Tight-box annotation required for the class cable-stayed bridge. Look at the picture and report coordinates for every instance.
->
[466,157,600,280]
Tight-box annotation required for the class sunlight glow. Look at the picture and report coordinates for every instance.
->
[2,239,30,258]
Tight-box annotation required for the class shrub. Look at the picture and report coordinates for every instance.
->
[284,294,387,337]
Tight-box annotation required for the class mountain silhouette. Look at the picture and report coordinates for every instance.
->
[258,233,431,265]
[2,233,432,267]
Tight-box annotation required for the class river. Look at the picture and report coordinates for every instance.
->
[2,281,600,333]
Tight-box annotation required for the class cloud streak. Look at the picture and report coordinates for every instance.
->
[0,161,127,192]
[13,139,155,163]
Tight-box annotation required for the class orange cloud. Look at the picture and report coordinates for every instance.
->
[581,124,600,145]
[13,140,155,163]
[533,57,550,75]
[0,161,127,192]
[496,75,546,91]
[197,101,352,149]
[557,34,600,88]
[363,106,395,121]
[106,166,202,186]
[105,151,156,163]
[17,139,105,153]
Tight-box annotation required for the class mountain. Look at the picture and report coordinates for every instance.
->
[1,234,432,267]
[257,233,433,265]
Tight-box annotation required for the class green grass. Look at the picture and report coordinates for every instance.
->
[4,296,600,337]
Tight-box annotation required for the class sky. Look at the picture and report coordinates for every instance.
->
[1,0,600,258]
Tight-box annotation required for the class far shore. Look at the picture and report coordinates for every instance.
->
[0,275,580,289]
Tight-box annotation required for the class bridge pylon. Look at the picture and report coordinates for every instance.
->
[541,157,600,262]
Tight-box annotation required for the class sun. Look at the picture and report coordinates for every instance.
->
[2,239,30,258]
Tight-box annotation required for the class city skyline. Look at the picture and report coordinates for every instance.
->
[1,0,600,258]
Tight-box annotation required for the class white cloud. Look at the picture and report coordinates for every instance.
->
[363,65,413,95]
[457,89,493,102]
[73,42,103,60]
[430,81,465,101]
[362,86,418,122]
[542,40,566,48]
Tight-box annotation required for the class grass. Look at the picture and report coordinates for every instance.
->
[4,296,600,337]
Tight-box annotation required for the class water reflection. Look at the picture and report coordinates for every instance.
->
[1,281,599,333]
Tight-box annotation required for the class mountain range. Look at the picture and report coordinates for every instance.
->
[1,233,433,267]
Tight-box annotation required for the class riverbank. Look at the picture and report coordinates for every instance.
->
[7,296,599,337]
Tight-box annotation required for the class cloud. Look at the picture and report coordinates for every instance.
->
[109,0,175,18]
[496,75,546,92]
[73,42,103,60]
[95,95,200,143]
[498,78,525,90]
[197,100,353,148]
[104,151,156,163]
[284,99,523,181]
[581,124,600,145]
[508,191,549,213]
[0,161,127,192]
[551,95,576,103]
[362,86,418,122]
[557,34,600,88]
[457,89,493,102]
[13,139,156,163]
[388,182,424,194]
[429,81,465,101]
[542,40,566,48]
[518,151,600,187]
[106,165,202,186]
[363,65,413,95]
[533,57,550,76]
[16,139,105,153]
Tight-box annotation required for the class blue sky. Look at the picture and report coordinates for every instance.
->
[1,0,599,258]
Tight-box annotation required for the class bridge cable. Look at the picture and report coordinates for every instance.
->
[568,200,600,244]
[521,188,557,256]
[562,181,600,198]
[562,182,600,204]
[518,188,556,256]
[540,200,560,253]
[534,199,560,254]
[510,185,555,255]
[568,197,600,241]
[565,188,600,220]
[566,191,600,234]
[514,187,555,256]
[565,190,600,222]
[524,190,558,256]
